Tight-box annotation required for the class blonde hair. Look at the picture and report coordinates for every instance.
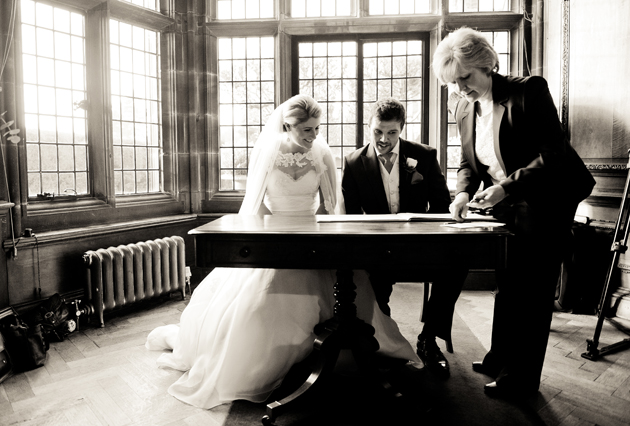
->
[283,94,322,128]
[432,27,499,85]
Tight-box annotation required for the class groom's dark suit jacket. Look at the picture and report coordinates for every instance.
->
[341,138,451,215]
[341,138,464,341]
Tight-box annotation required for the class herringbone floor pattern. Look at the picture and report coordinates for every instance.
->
[1,289,629,426]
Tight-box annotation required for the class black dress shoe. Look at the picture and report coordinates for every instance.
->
[472,361,497,377]
[472,361,485,373]
[416,335,449,378]
[483,381,538,399]
[472,361,501,378]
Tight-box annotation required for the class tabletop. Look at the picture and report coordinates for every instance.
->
[190,214,511,272]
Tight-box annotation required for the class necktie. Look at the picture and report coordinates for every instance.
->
[379,152,396,174]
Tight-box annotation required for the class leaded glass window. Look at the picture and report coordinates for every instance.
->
[21,0,89,197]
[363,40,424,145]
[368,0,431,15]
[298,41,358,180]
[217,0,275,19]
[218,37,275,190]
[110,20,162,195]
[449,0,510,13]
[290,0,354,18]
[119,0,159,12]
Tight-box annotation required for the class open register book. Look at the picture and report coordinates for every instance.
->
[316,212,499,223]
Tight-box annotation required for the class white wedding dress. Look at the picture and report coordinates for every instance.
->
[146,161,420,410]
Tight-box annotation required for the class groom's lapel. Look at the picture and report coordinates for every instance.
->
[398,139,412,190]
[398,139,412,212]
[361,144,388,207]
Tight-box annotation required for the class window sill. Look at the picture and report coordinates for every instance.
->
[5,213,196,249]
[202,192,244,214]
[25,193,185,231]
[27,197,110,216]
[27,193,181,216]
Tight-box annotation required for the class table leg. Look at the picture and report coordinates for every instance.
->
[261,269,401,426]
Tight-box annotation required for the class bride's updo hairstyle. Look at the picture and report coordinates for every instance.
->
[432,27,500,85]
[282,94,322,131]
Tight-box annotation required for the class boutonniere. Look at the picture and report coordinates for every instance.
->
[403,156,423,184]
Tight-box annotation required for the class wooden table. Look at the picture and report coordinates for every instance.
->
[190,215,510,425]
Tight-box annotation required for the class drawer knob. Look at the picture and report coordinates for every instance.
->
[239,247,251,258]
[384,250,392,258]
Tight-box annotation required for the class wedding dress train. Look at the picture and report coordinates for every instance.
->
[146,166,419,409]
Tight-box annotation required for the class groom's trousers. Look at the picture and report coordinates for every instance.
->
[369,266,469,342]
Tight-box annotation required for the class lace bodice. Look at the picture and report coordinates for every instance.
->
[264,152,321,216]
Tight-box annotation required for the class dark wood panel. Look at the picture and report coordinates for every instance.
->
[197,233,505,271]
[4,218,201,308]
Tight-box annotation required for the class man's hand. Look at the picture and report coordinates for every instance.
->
[466,185,506,210]
[449,192,470,222]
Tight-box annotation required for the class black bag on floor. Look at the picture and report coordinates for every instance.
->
[1,308,48,372]
[0,329,13,383]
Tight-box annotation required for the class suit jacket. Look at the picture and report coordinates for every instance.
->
[342,138,451,214]
[452,74,595,212]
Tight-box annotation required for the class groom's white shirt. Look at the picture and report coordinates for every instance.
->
[373,140,400,214]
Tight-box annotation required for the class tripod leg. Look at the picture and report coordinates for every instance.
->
[582,251,621,360]
[582,150,630,361]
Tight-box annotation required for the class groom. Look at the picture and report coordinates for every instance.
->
[341,97,468,378]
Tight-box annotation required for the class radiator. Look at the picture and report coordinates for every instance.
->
[83,236,186,327]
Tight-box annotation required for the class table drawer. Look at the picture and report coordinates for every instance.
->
[196,235,505,270]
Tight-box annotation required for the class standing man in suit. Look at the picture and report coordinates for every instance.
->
[341,97,468,378]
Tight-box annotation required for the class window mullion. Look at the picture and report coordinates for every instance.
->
[357,38,364,148]
[86,4,113,204]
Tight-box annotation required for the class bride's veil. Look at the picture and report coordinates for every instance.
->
[238,103,284,215]
[238,97,338,216]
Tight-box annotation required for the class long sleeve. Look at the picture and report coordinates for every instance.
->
[423,148,452,214]
[341,155,364,214]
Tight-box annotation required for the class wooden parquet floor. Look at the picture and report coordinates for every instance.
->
[1,290,629,426]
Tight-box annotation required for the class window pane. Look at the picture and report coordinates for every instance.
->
[218,0,275,19]
[119,0,159,12]
[298,40,358,179]
[363,39,424,144]
[369,0,431,15]
[21,0,89,198]
[449,0,510,12]
[219,37,274,191]
[445,31,510,189]
[290,0,355,17]
[111,20,162,195]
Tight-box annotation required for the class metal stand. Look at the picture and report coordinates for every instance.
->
[582,150,630,361]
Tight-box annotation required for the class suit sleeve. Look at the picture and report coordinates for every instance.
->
[499,77,568,200]
[456,148,482,200]
[454,98,483,199]
[341,156,363,214]
[424,148,452,214]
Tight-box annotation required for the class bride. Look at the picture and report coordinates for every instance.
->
[146,94,420,409]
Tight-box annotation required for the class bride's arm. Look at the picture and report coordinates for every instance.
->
[316,147,338,215]
[316,188,327,214]
[256,198,272,215]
